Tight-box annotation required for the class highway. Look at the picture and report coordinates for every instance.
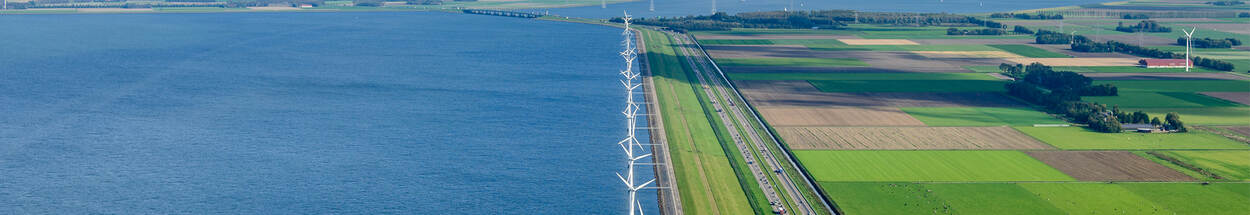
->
[669,32,829,215]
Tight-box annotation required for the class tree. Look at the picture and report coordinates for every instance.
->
[1165,112,1187,132]
[1151,117,1162,127]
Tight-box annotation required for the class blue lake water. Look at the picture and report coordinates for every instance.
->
[0,12,655,214]
[542,0,1118,18]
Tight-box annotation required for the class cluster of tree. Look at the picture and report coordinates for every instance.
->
[1178,37,1243,48]
[1034,29,1075,44]
[617,10,1007,32]
[1122,14,1151,19]
[1072,40,1114,52]
[1013,25,1034,34]
[1192,56,1236,71]
[1241,12,1250,18]
[1109,109,1186,132]
[1001,63,1132,132]
[1207,1,1245,6]
[990,13,1063,20]
[946,28,1005,35]
[1115,20,1172,33]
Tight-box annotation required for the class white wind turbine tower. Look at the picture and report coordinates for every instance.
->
[616,11,655,215]
[649,0,654,12]
[1181,27,1196,72]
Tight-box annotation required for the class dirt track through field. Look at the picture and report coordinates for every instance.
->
[1025,151,1194,181]
[759,107,926,127]
[778,127,1053,150]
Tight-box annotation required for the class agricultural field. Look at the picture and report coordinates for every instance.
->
[794,150,1073,182]
[900,107,1066,126]
[681,6,1250,213]
[987,44,1072,58]
[780,127,1054,150]
[1025,151,1193,181]
[715,57,869,67]
[757,107,925,127]
[1014,126,1250,150]
[1155,151,1250,181]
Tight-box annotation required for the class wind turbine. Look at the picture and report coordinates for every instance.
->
[616,11,654,215]
[649,0,654,12]
[602,0,606,8]
[1181,27,1196,72]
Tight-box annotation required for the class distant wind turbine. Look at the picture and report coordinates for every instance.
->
[1181,27,1197,72]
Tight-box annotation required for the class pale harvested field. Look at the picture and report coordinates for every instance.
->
[912,51,1024,58]
[1006,57,1140,66]
[1084,73,1249,81]
[735,80,1024,107]
[1202,92,1250,105]
[779,127,1054,150]
[910,38,1034,45]
[248,7,300,10]
[838,39,918,45]
[696,34,841,40]
[759,107,925,127]
[1026,151,1194,181]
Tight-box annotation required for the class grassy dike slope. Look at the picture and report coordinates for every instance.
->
[640,29,756,215]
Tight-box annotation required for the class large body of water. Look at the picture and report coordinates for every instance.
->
[0,12,655,214]
[544,0,1117,18]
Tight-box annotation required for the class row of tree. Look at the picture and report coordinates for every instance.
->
[989,13,1063,20]
[1178,37,1243,48]
[1013,25,1034,34]
[1115,20,1172,33]
[1112,109,1187,132]
[1122,14,1151,19]
[1039,30,1238,71]
[946,28,1006,35]
[1034,29,1075,44]
[617,10,1005,32]
[1241,12,1250,18]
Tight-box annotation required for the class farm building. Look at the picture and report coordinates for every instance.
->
[1139,59,1189,68]
[1122,123,1157,133]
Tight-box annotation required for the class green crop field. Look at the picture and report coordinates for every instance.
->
[822,182,1250,215]
[640,29,756,215]
[819,182,1066,214]
[901,107,1067,126]
[989,44,1072,58]
[698,39,774,45]
[1159,151,1250,181]
[715,57,869,67]
[1136,107,1250,125]
[795,150,1074,182]
[1096,80,1250,92]
[727,72,997,81]
[1084,92,1245,108]
[808,80,1007,92]
[1014,126,1250,150]
[807,44,1005,52]
[1057,66,1224,73]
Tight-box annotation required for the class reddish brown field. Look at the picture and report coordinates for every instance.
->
[1025,151,1194,181]
[1219,126,1250,137]
[758,107,926,127]
[778,127,1054,150]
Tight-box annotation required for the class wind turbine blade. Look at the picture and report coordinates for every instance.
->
[637,200,645,215]
[634,153,652,161]
[616,172,630,186]
[636,179,656,189]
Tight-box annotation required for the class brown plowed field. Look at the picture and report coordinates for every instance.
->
[1220,126,1250,137]
[1025,151,1194,181]
[759,107,926,127]
[1201,92,1250,105]
[735,80,1025,107]
[838,39,919,45]
[778,127,1053,150]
